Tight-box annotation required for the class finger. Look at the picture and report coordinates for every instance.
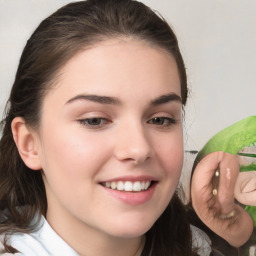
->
[212,204,254,247]
[191,152,222,219]
[234,171,256,206]
[217,153,239,215]
[191,152,221,199]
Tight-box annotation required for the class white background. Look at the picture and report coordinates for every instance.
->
[0,0,255,152]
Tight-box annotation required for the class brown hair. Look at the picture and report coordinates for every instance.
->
[0,0,195,255]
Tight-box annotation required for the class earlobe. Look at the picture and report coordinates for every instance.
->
[11,117,42,170]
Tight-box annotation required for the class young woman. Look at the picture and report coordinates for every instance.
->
[0,0,213,255]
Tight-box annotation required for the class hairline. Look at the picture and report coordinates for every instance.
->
[37,35,181,122]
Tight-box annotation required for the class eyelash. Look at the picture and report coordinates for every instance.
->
[78,117,110,128]
[78,116,176,129]
[147,117,177,127]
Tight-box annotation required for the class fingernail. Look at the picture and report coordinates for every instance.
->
[219,209,236,219]
[212,189,218,196]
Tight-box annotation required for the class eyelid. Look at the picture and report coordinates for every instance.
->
[149,110,178,119]
[147,116,177,127]
[77,117,112,129]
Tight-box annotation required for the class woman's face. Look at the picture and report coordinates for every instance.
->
[35,39,184,240]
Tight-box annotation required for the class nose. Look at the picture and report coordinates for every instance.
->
[114,122,154,165]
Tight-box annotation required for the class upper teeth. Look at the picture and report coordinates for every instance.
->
[102,181,151,192]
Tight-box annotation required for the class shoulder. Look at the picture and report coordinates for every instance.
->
[191,225,212,256]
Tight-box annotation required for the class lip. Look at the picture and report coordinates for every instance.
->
[99,175,158,206]
[100,182,157,206]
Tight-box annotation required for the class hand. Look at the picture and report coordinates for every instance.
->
[191,151,253,247]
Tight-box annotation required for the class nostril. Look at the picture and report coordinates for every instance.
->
[115,148,153,164]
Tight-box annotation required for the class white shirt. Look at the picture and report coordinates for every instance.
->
[0,216,211,256]
[0,216,78,256]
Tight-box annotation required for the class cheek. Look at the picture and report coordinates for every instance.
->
[151,132,183,217]
[156,131,184,178]
[39,127,110,182]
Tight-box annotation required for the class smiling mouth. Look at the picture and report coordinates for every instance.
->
[100,180,154,192]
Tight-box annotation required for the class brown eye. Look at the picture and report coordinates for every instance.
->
[78,118,110,128]
[148,117,176,126]
[87,118,103,126]
[151,117,165,125]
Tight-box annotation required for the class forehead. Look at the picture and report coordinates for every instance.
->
[46,39,181,103]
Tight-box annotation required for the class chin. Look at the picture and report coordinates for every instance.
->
[107,216,156,239]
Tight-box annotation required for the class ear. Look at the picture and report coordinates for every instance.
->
[11,117,42,170]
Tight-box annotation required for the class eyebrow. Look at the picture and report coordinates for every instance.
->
[66,94,121,105]
[65,93,182,106]
[150,93,182,105]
